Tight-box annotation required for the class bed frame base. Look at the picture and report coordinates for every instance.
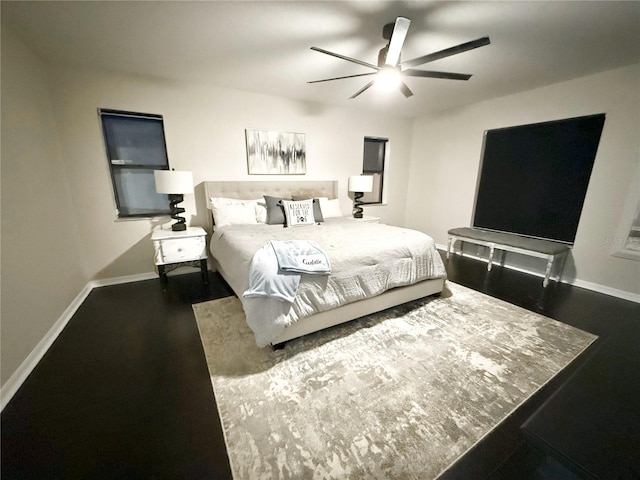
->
[270,277,445,346]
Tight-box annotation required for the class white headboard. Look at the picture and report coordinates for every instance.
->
[204,180,339,227]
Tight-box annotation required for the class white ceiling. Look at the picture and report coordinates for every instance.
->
[3,1,639,118]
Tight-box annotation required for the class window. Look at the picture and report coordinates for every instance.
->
[99,109,171,218]
[361,137,388,204]
[625,217,640,253]
[613,201,640,261]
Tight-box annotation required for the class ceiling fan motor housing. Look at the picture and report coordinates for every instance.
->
[382,22,395,40]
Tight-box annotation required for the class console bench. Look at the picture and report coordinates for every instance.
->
[447,227,570,287]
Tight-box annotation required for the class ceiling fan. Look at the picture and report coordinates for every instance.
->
[308,17,490,99]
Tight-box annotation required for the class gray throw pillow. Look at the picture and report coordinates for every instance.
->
[264,195,290,225]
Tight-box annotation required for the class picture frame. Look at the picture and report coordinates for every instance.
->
[245,129,306,175]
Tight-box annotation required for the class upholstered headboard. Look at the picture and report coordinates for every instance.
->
[204,180,339,228]
[205,180,337,204]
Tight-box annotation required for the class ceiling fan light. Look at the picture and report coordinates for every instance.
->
[375,67,402,93]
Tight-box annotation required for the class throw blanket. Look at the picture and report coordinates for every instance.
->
[243,240,331,303]
[271,240,331,275]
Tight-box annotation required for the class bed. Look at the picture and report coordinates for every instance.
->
[205,180,447,347]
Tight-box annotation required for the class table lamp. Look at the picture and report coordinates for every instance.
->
[348,175,374,219]
[154,169,194,231]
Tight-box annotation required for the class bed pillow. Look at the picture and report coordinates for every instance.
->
[318,197,343,218]
[291,196,324,222]
[211,202,257,228]
[210,197,260,227]
[210,197,266,224]
[264,195,291,225]
[255,201,268,223]
[281,199,316,227]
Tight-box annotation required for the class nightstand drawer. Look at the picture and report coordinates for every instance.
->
[156,236,206,263]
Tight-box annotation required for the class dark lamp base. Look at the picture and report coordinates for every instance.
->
[168,193,187,232]
[352,191,364,218]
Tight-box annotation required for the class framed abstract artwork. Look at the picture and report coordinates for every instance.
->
[245,129,306,175]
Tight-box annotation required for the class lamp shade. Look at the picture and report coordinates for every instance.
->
[154,170,194,194]
[348,175,374,193]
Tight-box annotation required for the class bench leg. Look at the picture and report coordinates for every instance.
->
[556,251,568,283]
[447,236,453,259]
[543,255,554,287]
[487,244,494,271]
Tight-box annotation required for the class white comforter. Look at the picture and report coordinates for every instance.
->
[210,217,447,346]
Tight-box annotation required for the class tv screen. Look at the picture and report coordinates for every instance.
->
[472,113,605,244]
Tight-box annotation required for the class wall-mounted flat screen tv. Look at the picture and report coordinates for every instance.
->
[472,113,605,244]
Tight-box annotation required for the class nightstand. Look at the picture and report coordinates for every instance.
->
[354,216,381,223]
[151,226,208,285]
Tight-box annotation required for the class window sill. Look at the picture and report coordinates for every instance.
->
[115,214,170,222]
[612,249,640,261]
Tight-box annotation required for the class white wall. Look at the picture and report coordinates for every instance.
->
[1,29,88,386]
[46,65,414,281]
[406,63,640,298]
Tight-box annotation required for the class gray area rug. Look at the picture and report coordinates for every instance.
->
[193,282,597,480]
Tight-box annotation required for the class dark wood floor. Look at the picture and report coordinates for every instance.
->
[2,253,638,479]
[444,254,640,480]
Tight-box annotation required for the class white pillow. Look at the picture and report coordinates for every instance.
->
[282,199,315,227]
[210,197,258,227]
[318,197,343,218]
[255,201,268,223]
[210,197,247,207]
[210,197,267,224]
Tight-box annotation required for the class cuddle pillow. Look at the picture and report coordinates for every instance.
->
[292,196,324,223]
[281,199,316,227]
[318,197,343,218]
[264,195,291,225]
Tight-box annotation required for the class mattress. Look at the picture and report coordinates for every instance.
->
[210,217,447,346]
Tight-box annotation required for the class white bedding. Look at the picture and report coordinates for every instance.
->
[210,217,447,346]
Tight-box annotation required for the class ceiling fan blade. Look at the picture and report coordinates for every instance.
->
[403,69,472,81]
[310,47,379,70]
[307,72,377,84]
[349,80,375,99]
[399,81,413,98]
[400,36,491,69]
[385,17,411,67]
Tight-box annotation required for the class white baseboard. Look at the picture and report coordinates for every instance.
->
[565,277,640,303]
[439,243,640,304]
[0,271,158,412]
[90,271,158,288]
[0,283,93,411]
